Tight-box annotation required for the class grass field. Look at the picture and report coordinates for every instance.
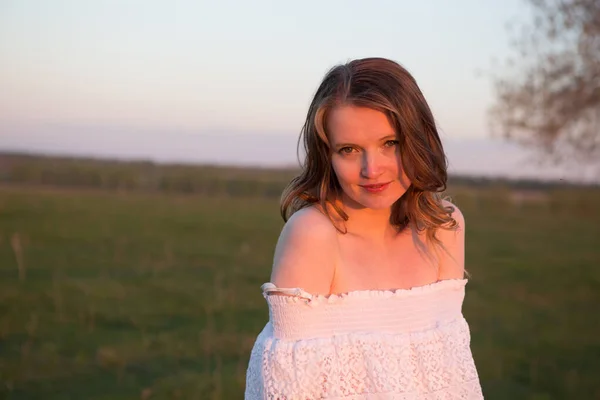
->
[0,184,599,399]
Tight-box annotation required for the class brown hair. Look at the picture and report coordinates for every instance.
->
[281,57,456,244]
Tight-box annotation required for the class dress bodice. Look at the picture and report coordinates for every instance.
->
[245,279,483,399]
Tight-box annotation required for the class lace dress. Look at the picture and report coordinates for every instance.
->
[245,279,483,399]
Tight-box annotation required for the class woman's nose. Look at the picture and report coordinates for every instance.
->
[361,151,384,179]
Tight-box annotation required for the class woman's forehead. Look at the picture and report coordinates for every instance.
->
[327,105,395,144]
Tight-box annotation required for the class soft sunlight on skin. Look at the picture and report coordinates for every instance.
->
[327,106,411,212]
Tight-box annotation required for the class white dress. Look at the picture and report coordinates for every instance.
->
[245,279,483,399]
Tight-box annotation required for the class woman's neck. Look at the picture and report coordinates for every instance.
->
[333,196,400,242]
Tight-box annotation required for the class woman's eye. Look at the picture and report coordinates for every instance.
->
[339,147,355,154]
[384,140,399,147]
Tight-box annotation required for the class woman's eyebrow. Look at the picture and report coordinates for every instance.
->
[334,134,397,148]
[380,134,397,141]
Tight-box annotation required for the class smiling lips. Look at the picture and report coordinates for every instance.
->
[360,182,392,193]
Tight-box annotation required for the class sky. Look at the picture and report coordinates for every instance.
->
[0,0,596,182]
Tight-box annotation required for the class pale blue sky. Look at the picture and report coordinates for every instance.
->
[5,0,594,182]
[1,0,525,134]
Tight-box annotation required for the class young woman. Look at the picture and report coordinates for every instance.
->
[245,57,483,399]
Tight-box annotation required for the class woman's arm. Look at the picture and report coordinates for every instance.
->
[437,200,466,280]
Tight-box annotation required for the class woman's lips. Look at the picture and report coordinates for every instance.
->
[360,182,391,193]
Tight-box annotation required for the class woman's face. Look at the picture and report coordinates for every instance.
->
[327,105,411,210]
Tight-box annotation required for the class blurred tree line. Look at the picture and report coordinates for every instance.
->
[0,153,296,197]
[0,152,593,197]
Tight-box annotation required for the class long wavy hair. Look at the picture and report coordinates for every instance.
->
[281,57,456,245]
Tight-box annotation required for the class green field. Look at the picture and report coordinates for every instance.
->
[0,183,599,399]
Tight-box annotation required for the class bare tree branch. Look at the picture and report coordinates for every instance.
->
[490,0,600,165]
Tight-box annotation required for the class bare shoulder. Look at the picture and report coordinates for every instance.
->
[270,206,338,295]
[437,199,466,280]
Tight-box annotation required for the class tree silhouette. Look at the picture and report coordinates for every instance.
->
[491,0,600,165]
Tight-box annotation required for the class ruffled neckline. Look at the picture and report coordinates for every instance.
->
[262,278,467,305]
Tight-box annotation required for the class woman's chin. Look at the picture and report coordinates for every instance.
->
[361,200,397,211]
[339,185,406,211]
[348,194,401,211]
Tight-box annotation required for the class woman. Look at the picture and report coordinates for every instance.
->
[245,57,483,399]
